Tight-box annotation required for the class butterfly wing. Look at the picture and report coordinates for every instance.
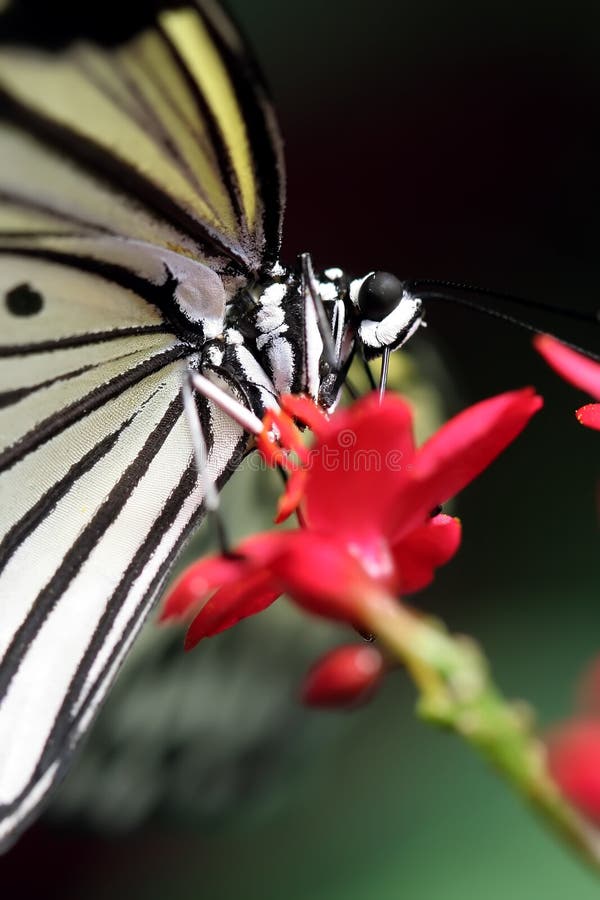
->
[0,0,285,278]
[0,0,283,848]
[0,252,249,848]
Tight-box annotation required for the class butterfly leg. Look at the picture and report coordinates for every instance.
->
[182,371,236,557]
[300,252,338,369]
[188,370,264,435]
[184,366,267,557]
[182,373,220,513]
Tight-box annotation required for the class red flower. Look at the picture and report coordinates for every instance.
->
[161,388,541,647]
[301,644,386,708]
[546,719,600,825]
[534,334,600,431]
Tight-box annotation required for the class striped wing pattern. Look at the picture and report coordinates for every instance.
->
[0,255,248,846]
[0,0,285,278]
[0,0,280,849]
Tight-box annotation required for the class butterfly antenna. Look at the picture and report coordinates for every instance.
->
[379,347,391,402]
[182,374,233,556]
[301,252,338,369]
[407,281,600,362]
[410,279,600,325]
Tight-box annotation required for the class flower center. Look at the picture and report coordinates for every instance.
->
[347,537,395,583]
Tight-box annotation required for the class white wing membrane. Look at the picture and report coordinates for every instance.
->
[0,2,286,276]
[0,250,165,342]
[0,0,285,851]
[0,256,247,848]
[0,123,208,257]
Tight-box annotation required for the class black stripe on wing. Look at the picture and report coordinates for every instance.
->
[0,92,252,273]
[0,392,185,705]
[197,3,285,271]
[156,23,247,238]
[0,325,171,358]
[45,423,247,803]
[71,48,226,229]
[0,335,176,406]
[0,343,189,473]
[0,394,248,845]
[0,190,114,237]
[0,410,138,569]
[63,436,244,734]
[0,1,285,274]
[0,361,96,408]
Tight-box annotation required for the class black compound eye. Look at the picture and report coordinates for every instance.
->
[357,271,405,321]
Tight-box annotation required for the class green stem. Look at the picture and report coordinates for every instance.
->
[362,597,600,873]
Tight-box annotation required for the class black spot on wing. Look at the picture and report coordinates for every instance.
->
[5,283,43,317]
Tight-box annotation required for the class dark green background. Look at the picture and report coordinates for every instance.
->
[3,1,600,896]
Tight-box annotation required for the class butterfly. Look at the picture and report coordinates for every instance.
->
[0,0,427,849]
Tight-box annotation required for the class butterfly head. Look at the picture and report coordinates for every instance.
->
[349,270,424,360]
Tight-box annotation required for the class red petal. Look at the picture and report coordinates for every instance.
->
[535,334,600,400]
[256,431,288,468]
[390,388,542,541]
[259,408,308,466]
[185,569,281,648]
[161,532,294,623]
[302,392,415,537]
[577,403,600,430]
[546,719,600,825]
[280,393,329,437]
[301,644,385,708]
[267,531,390,625]
[391,514,462,593]
[160,555,247,621]
[274,468,307,523]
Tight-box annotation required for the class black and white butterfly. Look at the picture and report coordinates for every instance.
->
[0,0,427,849]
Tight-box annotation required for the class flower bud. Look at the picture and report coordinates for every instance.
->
[301,644,385,709]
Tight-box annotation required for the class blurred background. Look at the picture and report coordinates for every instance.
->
[2,0,600,896]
